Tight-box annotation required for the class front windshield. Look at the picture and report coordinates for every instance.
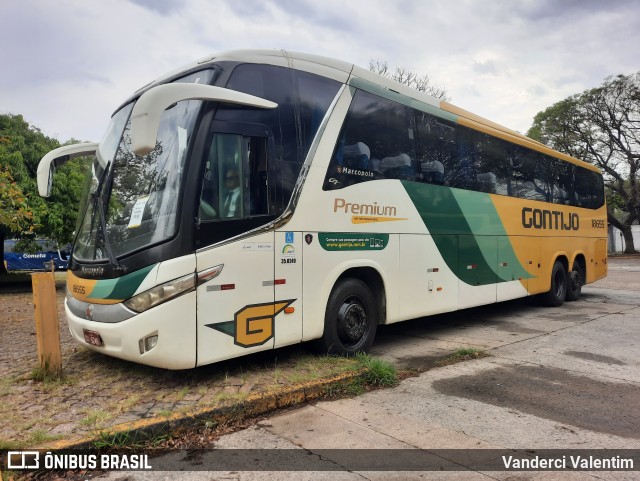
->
[74,70,214,262]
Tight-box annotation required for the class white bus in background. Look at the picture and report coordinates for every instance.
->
[38,50,607,369]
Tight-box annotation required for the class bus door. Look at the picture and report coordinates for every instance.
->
[194,126,278,365]
[195,232,275,365]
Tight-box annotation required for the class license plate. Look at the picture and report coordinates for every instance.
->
[83,329,103,347]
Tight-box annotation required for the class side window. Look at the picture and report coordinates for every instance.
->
[415,112,455,187]
[199,134,268,222]
[512,148,549,202]
[476,135,511,195]
[415,112,483,191]
[217,64,341,211]
[324,90,416,190]
[552,161,575,205]
[575,168,604,209]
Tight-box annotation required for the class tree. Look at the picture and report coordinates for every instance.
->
[527,73,640,253]
[0,166,35,234]
[369,60,450,101]
[0,114,90,274]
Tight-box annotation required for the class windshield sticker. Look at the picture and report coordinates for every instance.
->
[128,195,150,228]
[319,233,389,251]
[177,126,188,163]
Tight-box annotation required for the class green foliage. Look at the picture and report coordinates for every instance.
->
[0,114,92,261]
[0,166,35,234]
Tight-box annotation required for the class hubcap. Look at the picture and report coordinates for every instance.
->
[337,299,367,345]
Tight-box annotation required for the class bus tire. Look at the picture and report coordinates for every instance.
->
[565,262,585,302]
[540,260,567,307]
[318,278,378,356]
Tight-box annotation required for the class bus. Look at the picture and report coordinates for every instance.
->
[3,239,69,271]
[37,50,607,369]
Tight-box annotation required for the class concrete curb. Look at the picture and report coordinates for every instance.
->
[40,369,367,450]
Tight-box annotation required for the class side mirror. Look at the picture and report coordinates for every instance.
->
[130,83,277,156]
[37,142,99,197]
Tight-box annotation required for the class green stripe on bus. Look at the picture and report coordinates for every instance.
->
[89,264,157,300]
[401,181,531,285]
[451,189,532,281]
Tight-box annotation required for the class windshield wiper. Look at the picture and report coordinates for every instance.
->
[93,160,125,272]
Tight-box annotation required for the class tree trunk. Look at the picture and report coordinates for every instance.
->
[620,226,637,254]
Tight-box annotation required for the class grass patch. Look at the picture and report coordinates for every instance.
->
[212,391,249,405]
[0,438,20,450]
[91,429,170,449]
[0,430,63,450]
[354,353,398,387]
[30,366,66,384]
[25,429,62,447]
[80,409,112,431]
[434,347,489,367]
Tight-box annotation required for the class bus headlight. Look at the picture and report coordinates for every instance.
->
[124,273,196,313]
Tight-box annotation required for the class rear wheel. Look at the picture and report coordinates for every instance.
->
[317,278,378,355]
[540,260,567,307]
[565,261,585,301]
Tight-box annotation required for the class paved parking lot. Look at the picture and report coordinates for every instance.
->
[106,256,640,479]
[4,257,639,479]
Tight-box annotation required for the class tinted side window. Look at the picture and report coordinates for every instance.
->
[415,112,458,188]
[216,64,341,212]
[511,148,549,202]
[575,168,604,209]
[199,133,269,222]
[324,90,416,190]
[552,160,575,205]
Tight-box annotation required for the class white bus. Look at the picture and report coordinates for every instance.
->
[38,50,607,369]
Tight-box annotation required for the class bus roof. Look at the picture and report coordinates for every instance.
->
[132,49,600,174]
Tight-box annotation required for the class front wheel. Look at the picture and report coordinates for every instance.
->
[540,260,567,307]
[317,278,378,355]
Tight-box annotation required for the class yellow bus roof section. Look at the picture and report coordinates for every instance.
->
[440,101,601,173]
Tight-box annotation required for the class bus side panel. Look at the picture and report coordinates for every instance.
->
[398,234,458,320]
[301,232,399,341]
[593,238,608,280]
[458,235,497,310]
[497,236,536,302]
[489,195,608,292]
[529,236,572,295]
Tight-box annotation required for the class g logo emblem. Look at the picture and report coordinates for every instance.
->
[206,300,295,347]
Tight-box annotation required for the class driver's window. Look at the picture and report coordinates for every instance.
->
[199,133,268,221]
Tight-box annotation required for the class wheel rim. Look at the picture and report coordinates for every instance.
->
[337,297,367,347]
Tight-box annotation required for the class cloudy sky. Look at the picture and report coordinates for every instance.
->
[1,0,638,143]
